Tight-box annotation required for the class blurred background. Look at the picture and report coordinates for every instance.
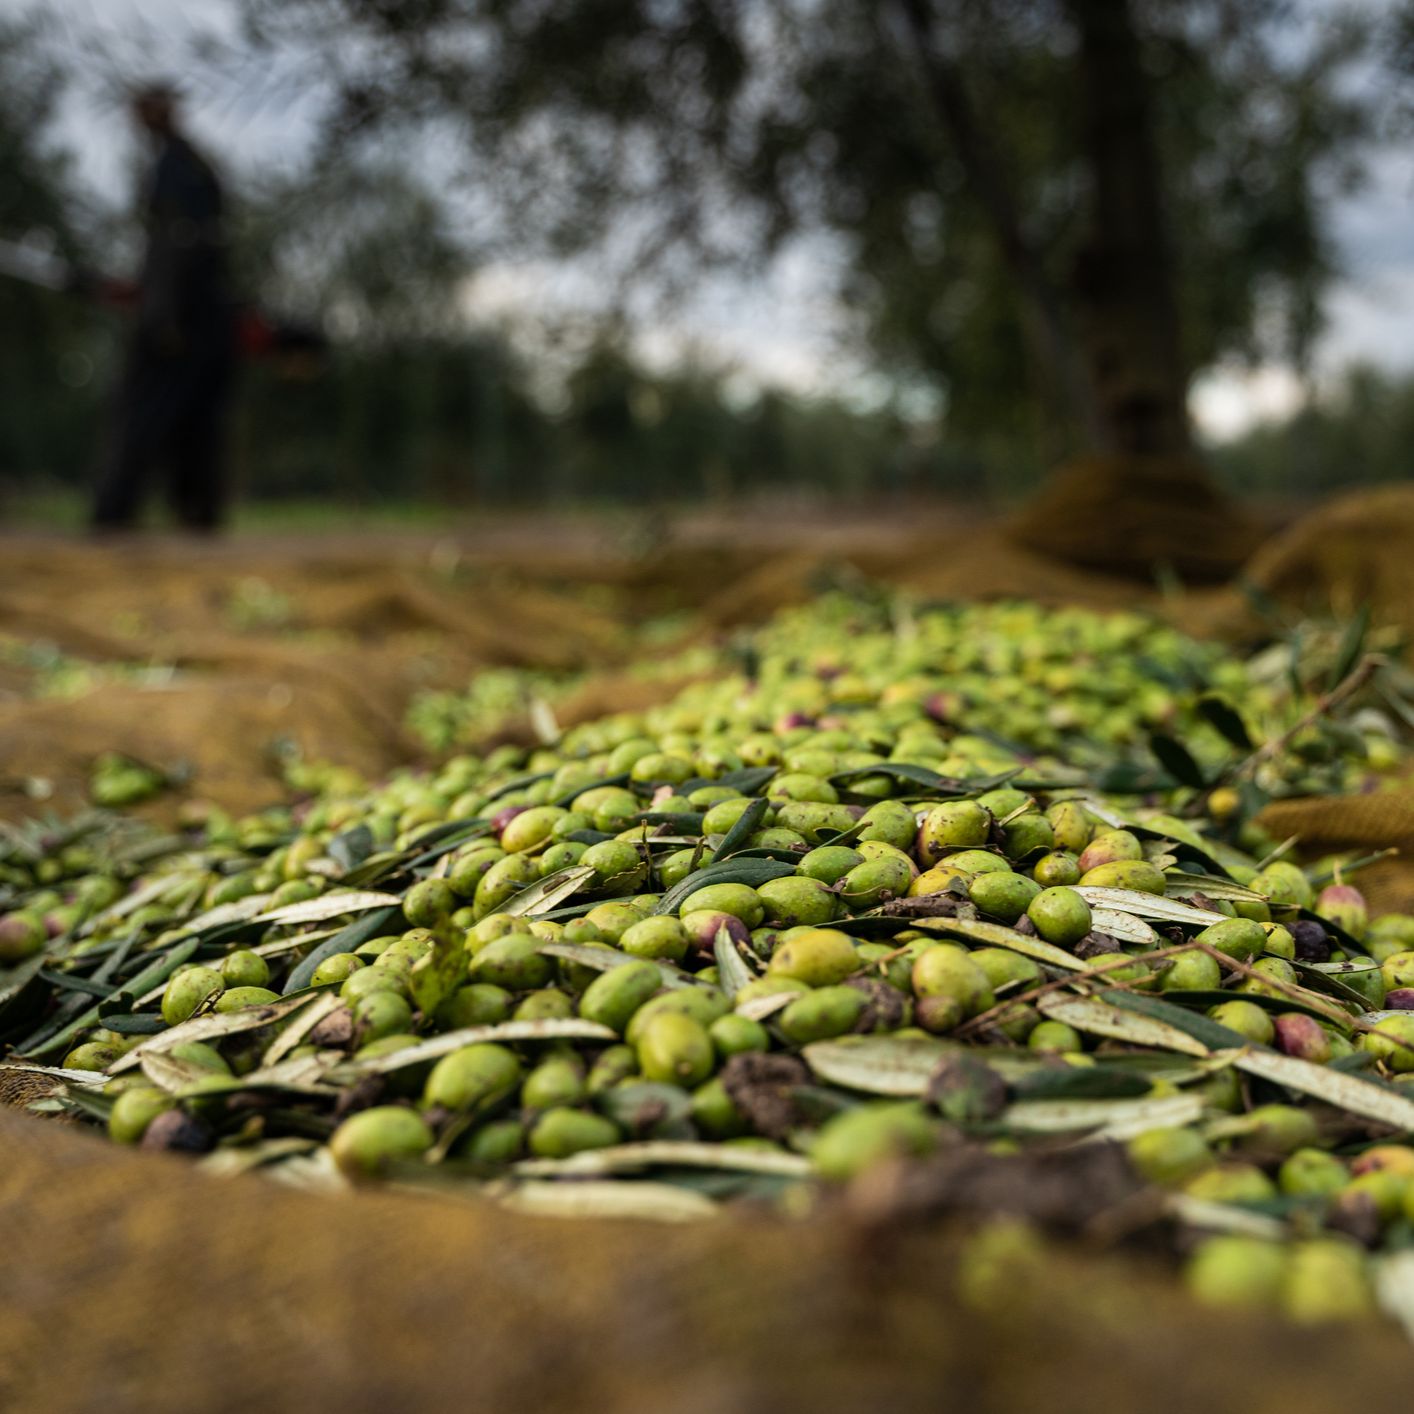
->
[0,0,1411,527]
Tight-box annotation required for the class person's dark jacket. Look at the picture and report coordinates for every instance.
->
[137,134,232,357]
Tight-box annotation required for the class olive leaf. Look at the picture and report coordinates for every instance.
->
[1165,1195,1287,1240]
[501,865,596,918]
[22,935,203,1059]
[200,1138,320,1178]
[1088,908,1163,947]
[1074,888,1228,927]
[180,893,277,934]
[709,796,769,862]
[252,927,339,960]
[1105,991,1257,1049]
[1010,1066,1153,1101]
[830,762,945,793]
[1328,603,1371,692]
[493,1179,718,1222]
[909,916,1088,972]
[0,954,46,1009]
[1002,1092,1204,1138]
[343,1018,619,1074]
[95,1013,166,1035]
[1158,989,1352,1031]
[408,923,470,1019]
[79,872,192,937]
[680,766,778,796]
[254,890,403,927]
[1197,695,1254,751]
[733,991,798,1022]
[0,1060,108,1087]
[1148,734,1209,789]
[109,992,321,1074]
[512,1141,809,1178]
[1162,873,1268,903]
[1291,959,1381,1012]
[1232,1049,1414,1130]
[635,812,707,833]
[1036,994,1211,1057]
[1375,1250,1414,1343]
[653,858,796,916]
[801,1034,953,1096]
[327,824,375,872]
[140,1050,229,1093]
[262,990,345,1068]
[713,926,754,999]
[538,941,692,990]
[283,905,402,994]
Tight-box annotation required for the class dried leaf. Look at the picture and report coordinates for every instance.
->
[1,1061,107,1088]
[200,1138,319,1178]
[140,1050,224,1093]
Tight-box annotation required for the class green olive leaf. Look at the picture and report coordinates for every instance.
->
[1197,695,1254,751]
[500,865,597,918]
[254,890,403,927]
[1036,994,1211,1056]
[512,1141,809,1178]
[492,1179,718,1222]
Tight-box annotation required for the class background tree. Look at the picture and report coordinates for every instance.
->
[0,18,113,497]
[225,0,1380,572]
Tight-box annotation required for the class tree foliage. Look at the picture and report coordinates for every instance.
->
[234,0,1382,457]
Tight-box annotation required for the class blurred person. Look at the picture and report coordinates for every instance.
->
[91,81,236,533]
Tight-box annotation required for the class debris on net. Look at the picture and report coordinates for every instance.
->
[2,594,1414,1335]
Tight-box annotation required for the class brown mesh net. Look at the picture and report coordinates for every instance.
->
[3,490,1414,1405]
[2,1103,1412,1414]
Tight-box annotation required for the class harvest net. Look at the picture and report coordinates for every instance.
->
[3,487,1414,1407]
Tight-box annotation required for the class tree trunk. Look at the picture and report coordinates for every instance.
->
[1065,0,1192,459]
[1007,0,1261,580]
[898,0,1260,577]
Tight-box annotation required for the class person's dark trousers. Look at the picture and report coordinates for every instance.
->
[91,339,235,532]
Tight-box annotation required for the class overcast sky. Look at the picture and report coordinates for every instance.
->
[8,0,1414,439]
